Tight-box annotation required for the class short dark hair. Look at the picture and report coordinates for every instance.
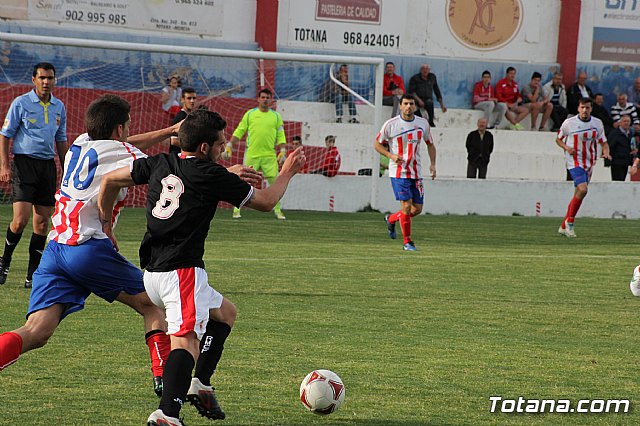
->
[531,72,542,80]
[385,61,395,67]
[482,70,491,77]
[85,94,131,141]
[578,97,592,106]
[400,94,415,103]
[182,87,196,97]
[292,135,302,142]
[594,92,604,98]
[506,66,516,74]
[178,109,227,152]
[33,62,55,77]
[258,88,272,97]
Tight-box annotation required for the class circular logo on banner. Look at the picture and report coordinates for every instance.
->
[446,0,523,51]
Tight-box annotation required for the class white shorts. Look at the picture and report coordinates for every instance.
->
[144,267,224,339]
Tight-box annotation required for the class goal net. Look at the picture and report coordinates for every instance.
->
[0,34,383,210]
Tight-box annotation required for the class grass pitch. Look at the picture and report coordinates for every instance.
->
[0,205,638,425]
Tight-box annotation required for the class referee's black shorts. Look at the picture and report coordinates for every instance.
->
[11,154,57,206]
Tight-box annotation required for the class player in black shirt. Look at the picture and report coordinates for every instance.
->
[99,109,304,425]
[169,87,197,155]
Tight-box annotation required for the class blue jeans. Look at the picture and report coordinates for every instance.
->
[335,91,356,118]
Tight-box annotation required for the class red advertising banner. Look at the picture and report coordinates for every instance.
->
[316,0,381,24]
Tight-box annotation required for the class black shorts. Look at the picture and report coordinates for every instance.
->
[11,154,57,206]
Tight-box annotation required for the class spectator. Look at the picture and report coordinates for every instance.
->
[542,72,568,131]
[408,64,447,127]
[472,70,507,129]
[607,115,636,181]
[521,72,553,131]
[627,77,640,108]
[592,93,615,136]
[383,62,405,118]
[611,93,640,132]
[495,66,529,130]
[311,135,341,177]
[330,64,358,123]
[161,75,182,118]
[465,118,494,179]
[567,71,593,115]
[169,87,197,155]
[289,135,307,173]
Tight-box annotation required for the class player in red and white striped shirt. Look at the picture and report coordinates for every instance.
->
[556,97,610,237]
[375,94,436,250]
[0,95,179,397]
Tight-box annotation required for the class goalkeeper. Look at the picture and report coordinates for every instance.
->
[223,88,287,219]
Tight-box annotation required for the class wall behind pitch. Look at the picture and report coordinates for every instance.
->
[277,0,560,62]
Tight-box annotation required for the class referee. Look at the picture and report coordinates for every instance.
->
[0,62,68,288]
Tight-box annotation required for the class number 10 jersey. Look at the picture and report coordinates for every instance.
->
[49,133,146,245]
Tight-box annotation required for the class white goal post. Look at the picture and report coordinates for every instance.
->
[0,32,385,210]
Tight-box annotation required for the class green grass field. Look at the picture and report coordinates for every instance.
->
[0,205,639,425]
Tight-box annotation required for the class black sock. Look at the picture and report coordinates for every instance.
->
[2,226,23,267]
[159,349,194,419]
[194,321,232,386]
[26,233,47,280]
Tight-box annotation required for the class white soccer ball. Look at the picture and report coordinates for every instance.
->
[299,369,345,415]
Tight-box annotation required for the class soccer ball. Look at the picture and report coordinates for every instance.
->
[299,369,345,415]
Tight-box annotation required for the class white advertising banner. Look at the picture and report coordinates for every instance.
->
[281,0,558,62]
[283,0,406,53]
[590,0,640,62]
[28,0,224,36]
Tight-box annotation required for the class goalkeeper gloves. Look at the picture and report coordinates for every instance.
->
[222,142,232,160]
[277,148,287,165]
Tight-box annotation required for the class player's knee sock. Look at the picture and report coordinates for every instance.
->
[566,197,583,224]
[26,233,46,280]
[159,349,194,419]
[0,332,23,371]
[145,329,171,378]
[194,321,232,386]
[388,211,402,224]
[399,212,412,244]
[2,227,23,266]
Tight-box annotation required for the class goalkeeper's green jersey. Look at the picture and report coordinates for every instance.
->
[233,107,286,158]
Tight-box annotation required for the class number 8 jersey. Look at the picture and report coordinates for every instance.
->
[49,133,146,245]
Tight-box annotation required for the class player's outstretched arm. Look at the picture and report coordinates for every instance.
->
[226,164,262,187]
[98,166,137,250]
[245,147,305,212]
[128,120,182,151]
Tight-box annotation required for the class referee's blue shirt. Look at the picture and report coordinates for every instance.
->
[1,89,67,160]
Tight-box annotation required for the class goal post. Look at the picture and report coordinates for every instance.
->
[0,32,384,210]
